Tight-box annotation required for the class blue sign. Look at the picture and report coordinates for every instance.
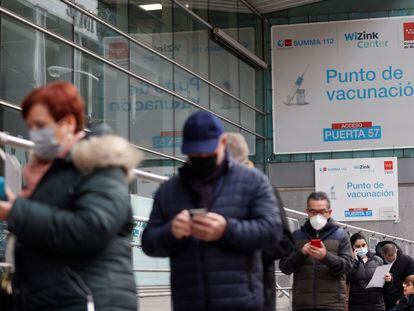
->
[345,210,373,217]
[324,126,382,142]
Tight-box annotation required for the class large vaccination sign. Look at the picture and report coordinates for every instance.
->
[272,17,414,154]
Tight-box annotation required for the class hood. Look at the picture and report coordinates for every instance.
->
[71,134,142,182]
[375,240,403,258]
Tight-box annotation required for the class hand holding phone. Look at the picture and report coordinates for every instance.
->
[189,208,207,217]
[310,239,323,248]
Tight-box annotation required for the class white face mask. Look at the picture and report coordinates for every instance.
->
[309,214,328,231]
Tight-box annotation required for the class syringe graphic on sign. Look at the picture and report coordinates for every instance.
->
[284,65,310,106]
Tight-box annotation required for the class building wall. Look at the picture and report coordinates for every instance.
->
[266,0,414,163]
[265,0,414,242]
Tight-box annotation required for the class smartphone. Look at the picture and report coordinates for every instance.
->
[0,177,6,201]
[310,239,323,248]
[189,208,207,216]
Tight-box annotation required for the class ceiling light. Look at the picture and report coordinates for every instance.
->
[139,4,162,11]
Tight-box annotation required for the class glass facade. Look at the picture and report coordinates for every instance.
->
[0,0,265,163]
[0,0,267,287]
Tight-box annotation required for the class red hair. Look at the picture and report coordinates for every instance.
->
[21,81,85,132]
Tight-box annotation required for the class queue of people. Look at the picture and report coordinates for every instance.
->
[0,81,413,311]
[279,190,414,311]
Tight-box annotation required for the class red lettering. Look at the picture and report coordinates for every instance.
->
[332,122,372,129]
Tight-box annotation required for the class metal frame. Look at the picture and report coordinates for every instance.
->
[0,99,21,111]
[0,102,185,163]
[0,5,265,140]
[0,132,177,179]
[58,0,264,115]
[172,0,267,70]
[239,0,263,18]
[212,27,268,69]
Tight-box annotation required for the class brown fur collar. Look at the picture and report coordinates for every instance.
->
[71,134,142,181]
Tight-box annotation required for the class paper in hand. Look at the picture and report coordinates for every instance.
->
[366,264,392,288]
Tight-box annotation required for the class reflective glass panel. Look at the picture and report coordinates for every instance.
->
[0,14,72,104]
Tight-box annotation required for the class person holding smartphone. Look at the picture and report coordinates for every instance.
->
[142,111,283,311]
[347,232,386,311]
[279,191,353,311]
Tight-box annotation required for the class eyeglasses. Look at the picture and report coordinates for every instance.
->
[306,208,330,216]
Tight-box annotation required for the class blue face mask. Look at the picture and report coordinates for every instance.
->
[356,247,368,258]
[29,126,61,160]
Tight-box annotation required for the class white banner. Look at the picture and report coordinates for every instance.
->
[272,17,414,154]
[315,157,399,222]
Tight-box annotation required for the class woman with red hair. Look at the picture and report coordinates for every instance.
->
[0,82,140,310]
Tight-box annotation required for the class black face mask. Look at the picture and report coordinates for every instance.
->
[189,154,218,177]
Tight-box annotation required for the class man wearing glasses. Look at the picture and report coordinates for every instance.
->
[279,191,353,311]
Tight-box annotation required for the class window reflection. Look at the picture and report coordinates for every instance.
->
[129,1,173,58]
[74,51,129,138]
[129,78,178,156]
[0,15,72,104]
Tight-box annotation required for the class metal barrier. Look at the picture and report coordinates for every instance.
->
[2,131,412,245]
[2,132,414,309]
[0,132,167,183]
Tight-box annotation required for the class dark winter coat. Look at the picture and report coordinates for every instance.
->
[394,295,414,311]
[279,218,353,311]
[347,251,385,311]
[376,241,414,310]
[142,159,283,311]
[7,134,141,311]
[262,189,296,311]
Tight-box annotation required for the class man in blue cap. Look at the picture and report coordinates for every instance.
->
[142,111,283,311]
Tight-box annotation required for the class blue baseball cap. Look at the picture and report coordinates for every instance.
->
[182,111,224,155]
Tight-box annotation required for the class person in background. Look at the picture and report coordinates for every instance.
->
[225,132,296,311]
[225,132,254,168]
[0,82,141,310]
[376,242,414,310]
[392,275,414,311]
[142,111,283,311]
[347,232,385,311]
[279,191,353,311]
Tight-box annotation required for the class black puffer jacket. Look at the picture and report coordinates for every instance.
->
[347,251,385,311]
[7,134,140,311]
[376,241,414,310]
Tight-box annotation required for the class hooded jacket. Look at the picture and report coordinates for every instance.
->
[7,133,141,311]
[279,218,353,310]
[347,251,385,311]
[376,241,414,310]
